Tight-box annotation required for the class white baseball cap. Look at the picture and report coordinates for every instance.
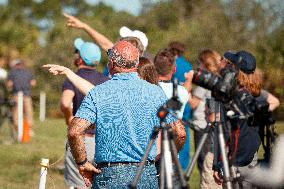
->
[119,26,148,50]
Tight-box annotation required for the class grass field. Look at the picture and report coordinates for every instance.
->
[0,118,283,189]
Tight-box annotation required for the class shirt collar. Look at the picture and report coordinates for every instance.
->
[112,72,139,80]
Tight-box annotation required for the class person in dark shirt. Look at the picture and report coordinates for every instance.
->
[6,59,36,140]
[213,51,262,189]
[61,38,109,189]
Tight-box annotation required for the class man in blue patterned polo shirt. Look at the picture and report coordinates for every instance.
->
[67,40,185,188]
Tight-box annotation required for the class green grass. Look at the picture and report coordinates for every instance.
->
[0,119,66,189]
[0,119,283,188]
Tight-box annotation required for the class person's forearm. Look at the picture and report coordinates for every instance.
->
[65,69,94,95]
[68,117,91,163]
[82,24,113,51]
[267,93,280,111]
[6,80,13,91]
[182,80,192,93]
[61,105,73,125]
[30,79,36,87]
[188,95,201,110]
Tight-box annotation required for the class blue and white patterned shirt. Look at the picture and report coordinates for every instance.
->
[75,72,176,162]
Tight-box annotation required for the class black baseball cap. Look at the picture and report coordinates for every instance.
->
[224,51,256,74]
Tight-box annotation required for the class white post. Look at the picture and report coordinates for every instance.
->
[39,158,49,189]
[39,91,46,122]
[17,91,23,142]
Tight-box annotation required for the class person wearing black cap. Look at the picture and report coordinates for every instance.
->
[212,50,262,189]
[184,50,279,188]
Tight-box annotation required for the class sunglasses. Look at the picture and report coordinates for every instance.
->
[107,49,112,56]
[74,49,79,54]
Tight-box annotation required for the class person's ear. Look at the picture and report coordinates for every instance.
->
[108,60,114,75]
[79,58,85,65]
[173,65,177,74]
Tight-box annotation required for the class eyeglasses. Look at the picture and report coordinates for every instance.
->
[106,49,112,56]
[74,49,79,54]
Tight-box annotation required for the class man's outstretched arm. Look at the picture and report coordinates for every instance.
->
[64,13,114,51]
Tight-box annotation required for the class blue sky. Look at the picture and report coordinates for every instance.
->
[85,0,142,16]
[0,0,147,16]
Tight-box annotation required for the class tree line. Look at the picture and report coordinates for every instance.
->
[0,0,283,118]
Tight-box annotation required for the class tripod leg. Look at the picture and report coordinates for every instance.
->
[162,129,174,189]
[266,125,271,161]
[185,125,212,181]
[218,123,233,189]
[159,154,165,189]
[129,127,159,189]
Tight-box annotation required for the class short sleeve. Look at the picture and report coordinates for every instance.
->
[193,86,207,99]
[62,78,75,92]
[75,89,97,124]
[7,70,14,81]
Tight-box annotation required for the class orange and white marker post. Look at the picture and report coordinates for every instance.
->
[17,91,31,143]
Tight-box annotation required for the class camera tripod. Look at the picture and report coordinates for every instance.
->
[258,122,277,163]
[129,79,188,189]
[129,104,188,189]
[185,101,236,189]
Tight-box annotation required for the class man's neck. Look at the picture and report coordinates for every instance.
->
[158,74,172,82]
[112,67,137,75]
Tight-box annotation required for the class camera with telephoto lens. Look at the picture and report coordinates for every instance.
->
[191,64,274,122]
[192,64,238,103]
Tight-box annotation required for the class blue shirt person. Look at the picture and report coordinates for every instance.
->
[61,38,109,188]
[169,41,193,170]
[67,41,184,188]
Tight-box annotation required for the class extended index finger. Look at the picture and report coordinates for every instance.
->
[63,13,72,19]
[42,64,58,68]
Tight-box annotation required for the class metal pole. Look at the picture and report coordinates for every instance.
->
[39,91,46,122]
[17,91,23,142]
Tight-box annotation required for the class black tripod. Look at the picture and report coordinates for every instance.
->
[129,80,188,189]
[185,101,234,189]
[258,121,277,163]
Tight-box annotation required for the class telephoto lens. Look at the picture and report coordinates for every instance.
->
[192,68,220,92]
